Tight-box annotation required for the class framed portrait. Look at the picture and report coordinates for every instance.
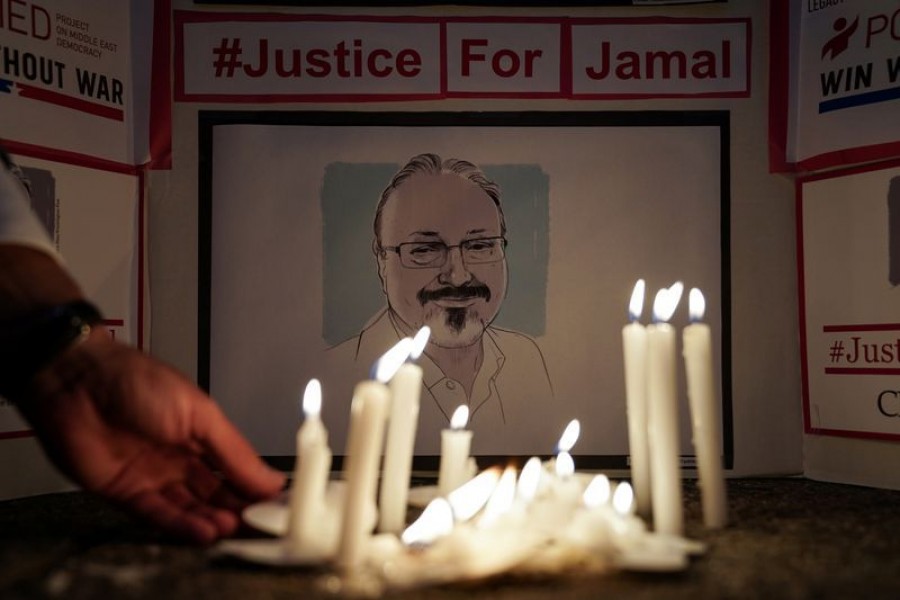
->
[198,110,732,472]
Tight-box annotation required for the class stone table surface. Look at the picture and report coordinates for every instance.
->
[1,477,900,599]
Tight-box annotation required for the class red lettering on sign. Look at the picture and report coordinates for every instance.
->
[460,38,543,78]
[0,0,50,39]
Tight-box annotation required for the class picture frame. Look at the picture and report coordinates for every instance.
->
[198,110,733,472]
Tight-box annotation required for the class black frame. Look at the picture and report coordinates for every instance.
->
[198,109,733,473]
[193,1,725,6]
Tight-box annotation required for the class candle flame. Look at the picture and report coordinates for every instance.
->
[479,466,517,528]
[652,281,683,323]
[401,498,454,546]
[517,457,542,502]
[450,404,469,430]
[302,378,322,418]
[689,288,706,322]
[612,481,635,515]
[409,326,431,360]
[555,450,575,478]
[556,419,581,452]
[373,337,413,382]
[668,281,684,306]
[447,467,500,522]
[583,474,611,508]
[628,279,645,322]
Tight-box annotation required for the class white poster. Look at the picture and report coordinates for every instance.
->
[772,0,900,171]
[201,111,730,469]
[0,0,162,165]
[799,158,900,440]
[175,12,749,102]
[0,151,142,437]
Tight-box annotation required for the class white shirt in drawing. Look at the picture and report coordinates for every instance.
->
[329,307,559,455]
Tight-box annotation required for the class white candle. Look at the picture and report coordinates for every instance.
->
[622,279,651,518]
[516,457,542,503]
[287,379,332,551]
[379,327,430,534]
[438,405,473,496]
[401,497,454,546]
[477,465,518,528]
[337,342,404,570]
[682,288,728,529]
[548,419,582,504]
[646,283,684,536]
[552,450,583,506]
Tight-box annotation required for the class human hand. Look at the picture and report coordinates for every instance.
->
[16,328,285,544]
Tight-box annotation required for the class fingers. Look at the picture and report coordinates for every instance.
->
[185,457,249,513]
[129,486,238,545]
[189,399,286,500]
[109,454,248,544]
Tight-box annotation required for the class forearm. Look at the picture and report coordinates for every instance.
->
[0,244,103,405]
[0,244,83,318]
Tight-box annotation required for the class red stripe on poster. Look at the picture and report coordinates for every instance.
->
[17,84,124,122]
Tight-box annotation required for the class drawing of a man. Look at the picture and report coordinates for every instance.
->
[329,153,557,452]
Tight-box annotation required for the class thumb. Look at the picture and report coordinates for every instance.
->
[190,398,285,499]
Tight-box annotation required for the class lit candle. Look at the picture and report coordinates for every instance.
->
[438,405,473,496]
[646,283,684,536]
[477,466,518,528]
[401,497,454,546]
[612,481,636,516]
[337,342,403,570]
[682,288,728,529]
[447,467,501,523]
[516,457,543,503]
[622,279,652,518]
[551,419,583,504]
[559,474,613,550]
[379,326,430,534]
[286,379,332,552]
[553,450,583,505]
[556,418,580,455]
[583,474,612,509]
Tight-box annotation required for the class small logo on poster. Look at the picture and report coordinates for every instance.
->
[821,16,859,61]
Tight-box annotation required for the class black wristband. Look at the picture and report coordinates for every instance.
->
[0,300,103,399]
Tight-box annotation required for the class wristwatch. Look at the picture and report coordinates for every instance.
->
[0,300,103,398]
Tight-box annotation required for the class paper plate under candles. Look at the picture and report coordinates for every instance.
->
[242,491,291,536]
[215,538,332,567]
[242,481,375,538]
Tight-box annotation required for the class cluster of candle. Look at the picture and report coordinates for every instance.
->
[622,279,728,534]
[362,436,707,593]
[217,284,727,592]
[222,414,706,594]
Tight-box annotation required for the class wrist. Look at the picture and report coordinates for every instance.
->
[0,300,104,401]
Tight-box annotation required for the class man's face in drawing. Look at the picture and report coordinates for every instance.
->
[376,172,507,349]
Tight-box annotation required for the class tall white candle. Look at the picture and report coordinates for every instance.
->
[622,279,651,518]
[337,380,390,570]
[646,283,684,536]
[378,327,430,534]
[682,288,728,529]
[338,341,406,570]
[438,405,473,496]
[287,379,332,551]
